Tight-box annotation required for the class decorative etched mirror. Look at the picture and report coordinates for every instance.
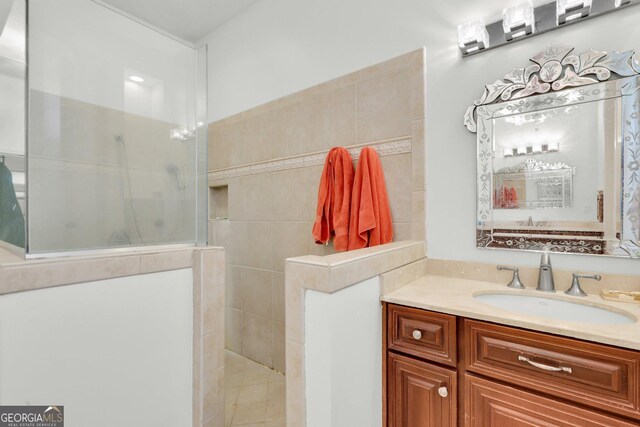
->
[465,45,640,258]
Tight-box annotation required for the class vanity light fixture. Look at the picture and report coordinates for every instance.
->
[457,19,489,54]
[503,1,535,41]
[503,143,559,157]
[170,127,196,140]
[459,0,638,57]
[556,0,592,24]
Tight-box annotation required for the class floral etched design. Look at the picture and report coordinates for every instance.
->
[464,45,640,133]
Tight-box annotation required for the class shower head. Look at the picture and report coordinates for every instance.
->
[166,164,186,191]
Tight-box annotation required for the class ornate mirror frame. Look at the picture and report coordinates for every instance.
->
[464,45,640,258]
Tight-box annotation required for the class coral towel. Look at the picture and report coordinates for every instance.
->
[348,147,393,250]
[312,147,354,251]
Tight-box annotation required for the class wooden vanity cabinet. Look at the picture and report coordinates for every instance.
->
[383,303,640,427]
[385,304,458,427]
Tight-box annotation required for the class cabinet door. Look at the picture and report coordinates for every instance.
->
[465,374,638,427]
[388,352,457,427]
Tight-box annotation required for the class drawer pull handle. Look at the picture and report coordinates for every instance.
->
[438,386,448,398]
[518,355,572,374]
[412,330,422,340]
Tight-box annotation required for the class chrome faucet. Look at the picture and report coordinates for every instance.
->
[536,251,555,292]
[497,266,525,289]
[565,273,601,297]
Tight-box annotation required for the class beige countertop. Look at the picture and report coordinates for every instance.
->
[382,274,640,351]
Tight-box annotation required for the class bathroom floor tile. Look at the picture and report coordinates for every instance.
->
[225,350,286,427]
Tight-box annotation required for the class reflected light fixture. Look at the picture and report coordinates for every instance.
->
[503,1,535,40]
[556,0,592,24]
[129,75,145,83]
[457,19,489,54]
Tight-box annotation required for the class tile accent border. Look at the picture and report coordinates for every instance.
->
[208,137,411,182]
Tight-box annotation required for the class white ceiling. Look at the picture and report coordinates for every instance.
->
[99,0,261,43]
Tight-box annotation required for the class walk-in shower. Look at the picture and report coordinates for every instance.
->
[20,0,208,255]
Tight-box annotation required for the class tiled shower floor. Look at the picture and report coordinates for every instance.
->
[225,350,286,427]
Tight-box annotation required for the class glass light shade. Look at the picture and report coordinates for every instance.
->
[457,19,489,50]
[503,1,535,34]
[556,0,592,23]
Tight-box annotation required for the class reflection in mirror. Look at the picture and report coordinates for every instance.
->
[465,45,640,258]
[0,0,26,252]
[490,100,620,256]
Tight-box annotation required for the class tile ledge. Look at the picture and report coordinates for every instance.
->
[286,241,423,268]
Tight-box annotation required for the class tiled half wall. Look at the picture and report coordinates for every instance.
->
[208,49,427,372]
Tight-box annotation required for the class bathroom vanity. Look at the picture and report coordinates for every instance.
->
[381,275,640,427]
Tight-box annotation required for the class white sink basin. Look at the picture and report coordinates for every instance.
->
[474,293,636,325]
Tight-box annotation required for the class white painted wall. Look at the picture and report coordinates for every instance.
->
[0,269,193,427]
[305,277,382,427]
[200,0,640,274]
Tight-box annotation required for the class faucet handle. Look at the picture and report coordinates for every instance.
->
[497,266,526,289]
[565,273,601,297]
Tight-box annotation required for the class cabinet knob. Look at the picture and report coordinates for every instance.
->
[438,386,448,398]
[412,330,422,340]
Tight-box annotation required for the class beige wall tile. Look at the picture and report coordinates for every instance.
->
[272,100,310,158]
[358,50,420,83]
[228,174,275,221]
[272,222,313,272]
[357,68,412,143]
[226,307,242,354]
[271,168,318,223]
[202,332,221,420]
[0,255,141,294]
[273,321,285,374]
[226,265,242,310]
[272,272,285,324]
[243,111,275,164]
[381,153,412,224]
[229,222,272,270]
[380,258,428,294]
[285,340,305,427]
[410,49,426,121]
[308,84,357,152]
[214,219,231,255]
[241,267,273,319]
[140,250,192,274]
[193,388,202,427]
[411,190,426,242]
[411,119,426,191]
[242,312,274,368]
[393,223,412,241]
[307,239,337,257]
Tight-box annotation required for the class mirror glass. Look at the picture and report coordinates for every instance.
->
[491,99,619,249]
[477,87,638,257]
[0,0,26,253]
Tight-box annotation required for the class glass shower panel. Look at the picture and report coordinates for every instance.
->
[28,0,204,254]
[0,0,26,252]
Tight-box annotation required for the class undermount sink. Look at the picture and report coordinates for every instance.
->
[473,292,636,325]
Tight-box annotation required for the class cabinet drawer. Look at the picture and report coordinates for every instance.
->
[387,304,456,367]
[465,374,638,427]
[464,319,640,421]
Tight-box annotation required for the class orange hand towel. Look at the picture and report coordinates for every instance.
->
[348,147,393,250]
[312,147,355,251]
